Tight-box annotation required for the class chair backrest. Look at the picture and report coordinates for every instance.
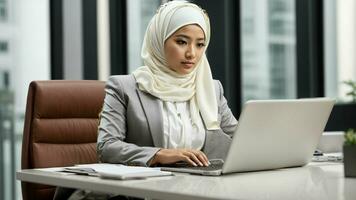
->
[21,80,105,200]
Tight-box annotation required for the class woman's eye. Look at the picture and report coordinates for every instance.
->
[176,40,187,45]
[197,43,206,48]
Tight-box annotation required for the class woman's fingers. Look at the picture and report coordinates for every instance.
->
[196,150,209,166]
[183,151,203,166]
[183,149,209,166]
[196,152,209,166]
[152,148,210,166]
[182,156,198,166]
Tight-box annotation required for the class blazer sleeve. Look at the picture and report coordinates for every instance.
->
[216,80,238,137]
[97,77,160,166]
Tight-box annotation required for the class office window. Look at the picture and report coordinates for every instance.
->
[127,0,161,73]
[268,0,295,35]
[0,0,6,21]
[324,0,356,103]
[0,41,8,53]
[0,0,50,199]
[241,0,296,103]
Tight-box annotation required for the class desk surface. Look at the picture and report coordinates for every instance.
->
[17,162,356,200]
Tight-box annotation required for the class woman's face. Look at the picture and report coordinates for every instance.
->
[164,24,206,75]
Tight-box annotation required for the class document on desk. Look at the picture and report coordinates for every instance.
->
[63,163,172,180]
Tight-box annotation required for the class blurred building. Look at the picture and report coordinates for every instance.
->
[241,0,296,102]
[0,0,49,199]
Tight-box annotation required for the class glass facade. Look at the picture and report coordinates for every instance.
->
[0,0,50,199]
[0,0,6,21]
[127,0,161,73]
[324,0,356,103]
[0,41,7,53]
[241,0,296,103]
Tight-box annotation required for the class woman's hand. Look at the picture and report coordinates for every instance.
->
[150,149,210,167]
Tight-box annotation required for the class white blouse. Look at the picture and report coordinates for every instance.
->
[159,101,206,150]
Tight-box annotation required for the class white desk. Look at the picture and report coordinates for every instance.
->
[17,162,356,200]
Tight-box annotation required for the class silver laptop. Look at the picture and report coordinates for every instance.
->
[160,98,335,176]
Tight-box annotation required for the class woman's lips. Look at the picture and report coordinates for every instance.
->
[181,61,195,68]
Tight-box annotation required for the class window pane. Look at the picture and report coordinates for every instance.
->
[0,0,6,21]
[0,0,50,199]
[0,41,8,53]
[127,0,161,73]
[241,0,296,102]
[324,0,356,103]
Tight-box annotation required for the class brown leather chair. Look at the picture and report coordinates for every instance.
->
[21,80,105,200]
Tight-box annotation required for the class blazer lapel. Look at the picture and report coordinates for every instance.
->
[136,89,164,148]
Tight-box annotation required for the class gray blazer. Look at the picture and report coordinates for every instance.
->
[97,75,238,166]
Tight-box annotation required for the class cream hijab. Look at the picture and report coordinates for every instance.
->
[133,1,219,130]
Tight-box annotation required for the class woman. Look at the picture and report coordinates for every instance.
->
[97,1,237,168]
[54,1,237,199]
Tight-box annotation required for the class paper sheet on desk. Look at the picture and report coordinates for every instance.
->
[73,163,172,180]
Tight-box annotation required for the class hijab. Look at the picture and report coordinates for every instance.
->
[133,1,219,130]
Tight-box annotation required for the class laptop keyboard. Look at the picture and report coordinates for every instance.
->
[162,159,224,171]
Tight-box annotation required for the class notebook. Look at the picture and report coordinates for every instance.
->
[63,163,172,180]
[160,98,335,176]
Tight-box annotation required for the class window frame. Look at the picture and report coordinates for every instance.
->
[109,0,127,75]
[196,0,355,131]
[69,0,355,131]
[296,0,356,131]
[193,0,241,116]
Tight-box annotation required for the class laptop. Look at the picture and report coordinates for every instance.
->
[160,98,335,176]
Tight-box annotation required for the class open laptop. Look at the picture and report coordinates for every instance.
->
[160,98,335,176]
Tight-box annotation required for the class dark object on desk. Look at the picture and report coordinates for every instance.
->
[21,80,105,200]
[63,167,98,176]
[161,159,224,176]
[313,149,324,156]
[343,145,356,177]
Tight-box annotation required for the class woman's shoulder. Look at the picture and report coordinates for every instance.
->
[107,74,136,86]
[106,74,138,93]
